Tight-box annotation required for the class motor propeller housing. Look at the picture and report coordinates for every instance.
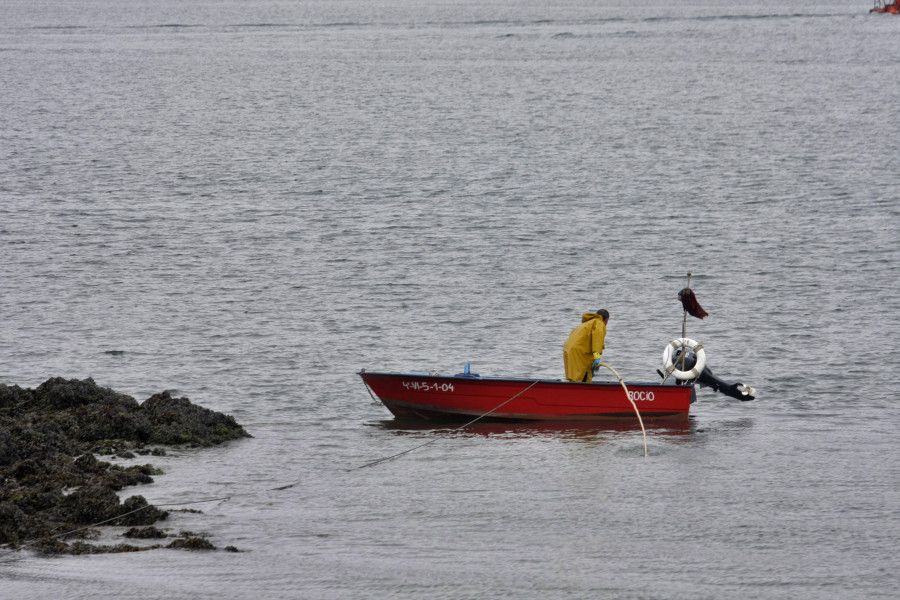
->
[660,346,755,401]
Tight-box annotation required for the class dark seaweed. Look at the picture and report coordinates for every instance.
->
[0,377,250,554]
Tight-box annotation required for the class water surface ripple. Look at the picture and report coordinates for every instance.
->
[1,1,898,599]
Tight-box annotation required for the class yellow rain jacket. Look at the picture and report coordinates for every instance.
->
[563,313,607,382]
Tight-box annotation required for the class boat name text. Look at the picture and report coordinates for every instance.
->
[628,390,655,402]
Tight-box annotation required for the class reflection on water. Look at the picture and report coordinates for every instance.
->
[367,414,695,438]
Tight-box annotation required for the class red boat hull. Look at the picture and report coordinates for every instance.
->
[871,1,899,12]
[359,372,694,421]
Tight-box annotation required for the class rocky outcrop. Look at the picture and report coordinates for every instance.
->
[0,377,250,554]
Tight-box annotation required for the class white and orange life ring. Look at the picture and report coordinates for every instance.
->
[662,338,707,381]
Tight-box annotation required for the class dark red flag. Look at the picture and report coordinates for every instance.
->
[678,288,708,319]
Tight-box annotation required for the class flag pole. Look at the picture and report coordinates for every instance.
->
[680,271,691,371]
[681,271,691,339]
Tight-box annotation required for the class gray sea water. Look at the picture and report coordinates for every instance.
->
[2,1,899,598]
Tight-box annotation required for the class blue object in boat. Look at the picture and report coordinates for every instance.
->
[455,363,480,378]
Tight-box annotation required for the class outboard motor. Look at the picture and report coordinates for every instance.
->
[658,339,755,401]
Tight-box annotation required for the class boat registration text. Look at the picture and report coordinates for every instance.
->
[402,381,456,392]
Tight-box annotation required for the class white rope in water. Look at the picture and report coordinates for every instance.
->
[596,363,648,457]
[352,379,542,470]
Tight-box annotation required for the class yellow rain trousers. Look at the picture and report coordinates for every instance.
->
[563,313,607,382]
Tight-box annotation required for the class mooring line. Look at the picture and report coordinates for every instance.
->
[2,372,647,555]
[2,480,312,552]
[352,379,542,470]
[0,494,238,553]
[13,480,318,551]
[596,363,648,457]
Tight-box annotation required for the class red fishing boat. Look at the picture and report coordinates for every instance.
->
[871,0,899,13]
[363,285,755,424]
[360,337,755,423]
[359,370,695,421]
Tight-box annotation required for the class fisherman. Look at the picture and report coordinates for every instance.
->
[563,309,609,382]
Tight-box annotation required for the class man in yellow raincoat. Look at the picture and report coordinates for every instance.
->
[563,309,609,382]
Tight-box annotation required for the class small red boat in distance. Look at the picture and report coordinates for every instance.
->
[359,370,695,422]
[361,338,755,423]
[871,0,899,13]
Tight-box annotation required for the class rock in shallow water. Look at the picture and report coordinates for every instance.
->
[0,377,250,554]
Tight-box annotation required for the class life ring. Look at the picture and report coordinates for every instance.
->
[662,338,707,381]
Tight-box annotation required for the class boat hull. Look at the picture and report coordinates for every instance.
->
[359,371,694,421]
[871,0,899,12]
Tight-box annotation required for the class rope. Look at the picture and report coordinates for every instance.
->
[595,363,648,457]
[3,373,645,554]
[1,495,235,552]
[352,379,542,470]
[361,380,382,405]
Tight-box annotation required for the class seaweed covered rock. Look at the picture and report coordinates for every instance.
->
[167,536,216,551]
[1,418,74,466]
[0,502,29,546]
[0,377,250,554]
[56,485,124,524]
[123,526,167,539]
[0,384,34,411]
[33,377,131,410]
[142,391,248,446]
[119,495,169,526]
